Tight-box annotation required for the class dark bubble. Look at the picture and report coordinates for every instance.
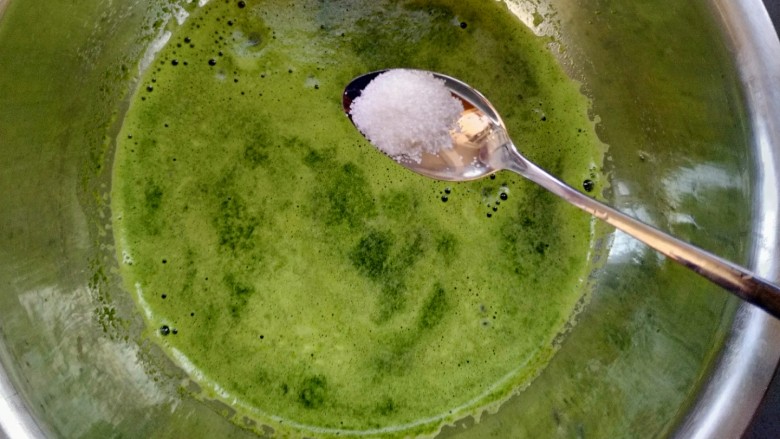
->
[228,20,234,26]
[441,195,448,203]
[237,0,246,7]
[190,312,195,317]
[172,328,178,335]
[161,294,167,299]
[146,85,154,92]
[486,213,492,218]
[444,187,451,194]
[208,59,217,66]
[499,192,508,201]
[162,259,167,264]
[171,59,179,66]
[490,174,496,180]
[160,325,170,336]
[460,22,468,29]
[583,179,595,192]
[184,37,191,43]
[218,51,224,56]
[492,206,498,212]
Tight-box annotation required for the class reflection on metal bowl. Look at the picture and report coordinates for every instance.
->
[1,0,779,437]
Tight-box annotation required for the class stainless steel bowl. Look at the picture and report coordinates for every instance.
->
[1,0,779,437]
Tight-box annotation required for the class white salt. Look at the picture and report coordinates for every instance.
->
[349,70,464,163]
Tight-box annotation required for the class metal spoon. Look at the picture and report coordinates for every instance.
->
[342,68,780,319]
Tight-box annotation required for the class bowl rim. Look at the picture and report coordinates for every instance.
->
[670,0,780,436]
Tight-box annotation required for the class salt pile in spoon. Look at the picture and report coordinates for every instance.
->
[349,69,464,163]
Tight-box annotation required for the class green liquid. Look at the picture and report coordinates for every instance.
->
[112,0,605,437]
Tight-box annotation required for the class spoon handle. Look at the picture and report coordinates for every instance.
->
[502,144,780,319]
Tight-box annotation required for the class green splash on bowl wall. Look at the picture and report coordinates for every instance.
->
[0,0,750,438]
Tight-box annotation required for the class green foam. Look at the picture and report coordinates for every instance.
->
[111,0,606,437]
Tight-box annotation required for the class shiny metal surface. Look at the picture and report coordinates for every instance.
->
[673,0,780,437]
[0,343,46,439]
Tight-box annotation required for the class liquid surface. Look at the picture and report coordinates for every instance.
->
[112,0,605,437]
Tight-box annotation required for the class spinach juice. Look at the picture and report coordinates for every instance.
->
[112,1,606,437]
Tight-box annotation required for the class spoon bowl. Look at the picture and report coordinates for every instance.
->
[343,68,780,319]
[343,69,510,181]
